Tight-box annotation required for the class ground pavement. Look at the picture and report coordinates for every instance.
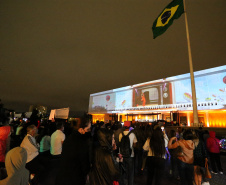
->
[36,154,226,185]
[134,154,226,185]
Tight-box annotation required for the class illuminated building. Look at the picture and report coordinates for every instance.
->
[88,65,226,127]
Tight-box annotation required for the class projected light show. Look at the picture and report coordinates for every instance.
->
[89,65,226,113]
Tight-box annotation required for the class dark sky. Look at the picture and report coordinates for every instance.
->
[1,0,226,115]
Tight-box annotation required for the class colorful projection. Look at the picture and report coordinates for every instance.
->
[115,89,133,109]
[89,91,115,112]
[88,65,226,113]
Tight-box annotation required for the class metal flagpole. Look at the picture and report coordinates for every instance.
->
[183,0,199,125]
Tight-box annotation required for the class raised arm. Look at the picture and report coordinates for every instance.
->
[168,137,178,149]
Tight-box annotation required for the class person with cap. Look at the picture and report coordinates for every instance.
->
[118,121,137,185]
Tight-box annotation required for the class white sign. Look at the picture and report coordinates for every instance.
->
[49,107,70,120]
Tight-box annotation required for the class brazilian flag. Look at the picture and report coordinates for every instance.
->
[152,0,184,39]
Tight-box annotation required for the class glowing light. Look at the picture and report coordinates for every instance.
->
[206,112,209,127]
[187,112,190,126]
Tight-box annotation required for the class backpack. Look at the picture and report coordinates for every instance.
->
[120,132,132,158]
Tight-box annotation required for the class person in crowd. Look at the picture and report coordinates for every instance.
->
[168,129,179,180]
[92,121,104,148]
[168,129,195,185]
[0,147,29,185]
[20,124,47,184]
[162,127,169,159]
[202,130,209,146]
[56,119,91,185]
[118,121,137,185]
[113,122,123,148]
[206,131,223,174]
[50,121,65,158]
[176,127,183,140]
[89,128,121,185]
[36,127,51,157]
[15,120,24,136]
[132,122,146,175]
[193,130,208,185]
[15,121,24,146]
[143,126,166,185]
[0,120,11,168]
[141,125,153,172]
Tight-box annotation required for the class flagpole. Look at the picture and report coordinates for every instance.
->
[183,0,199,126]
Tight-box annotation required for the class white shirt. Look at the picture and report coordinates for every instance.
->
[164,133,169,148]
[119,131,137,157]
[20,134,39,163]
[50,130,65,155]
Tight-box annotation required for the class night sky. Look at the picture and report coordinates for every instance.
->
[1,0,225,116]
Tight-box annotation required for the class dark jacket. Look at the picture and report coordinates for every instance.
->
[89,128,120,185]
[193,139,208,167]
[56,130,91,185]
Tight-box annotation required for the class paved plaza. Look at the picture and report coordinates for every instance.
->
[22,153,226,185]
[134,154,226,185]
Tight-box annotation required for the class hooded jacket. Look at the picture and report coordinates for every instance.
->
[0,147,29,185]
[168,138,195,164]
[206,131,220,153]
[89,128,120,185]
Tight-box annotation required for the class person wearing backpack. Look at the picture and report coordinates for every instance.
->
[118,121,137,185]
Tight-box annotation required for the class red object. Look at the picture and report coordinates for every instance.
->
[206,131,221,153]
[113,181,119,185]
[0,126,11,162]
[223,76,226,84]
[124,121,131,127]
[106,95,110,101]
[141,94,146,106]
[37,121,41,129]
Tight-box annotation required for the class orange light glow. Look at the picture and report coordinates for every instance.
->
[206,112,210,127]
[187,113,190,126]
[90,109,226,127]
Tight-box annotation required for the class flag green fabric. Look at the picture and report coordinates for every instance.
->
[152,0,184,39]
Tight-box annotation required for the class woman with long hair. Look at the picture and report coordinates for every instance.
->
[89,128,121,185]
[143,126,166,185]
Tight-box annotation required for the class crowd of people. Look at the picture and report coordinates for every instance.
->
[0,116,224,185]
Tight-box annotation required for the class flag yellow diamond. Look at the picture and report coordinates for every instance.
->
[156,5,179,27]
